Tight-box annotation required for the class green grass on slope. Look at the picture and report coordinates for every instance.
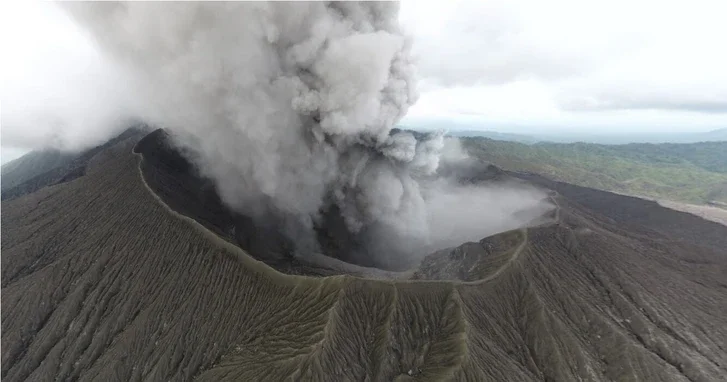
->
[462,138,727,205]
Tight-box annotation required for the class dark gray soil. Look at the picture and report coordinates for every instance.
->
[2,131,726,381]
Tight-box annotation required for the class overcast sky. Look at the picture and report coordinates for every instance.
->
[2,0,727,163]
[399,0,727,133]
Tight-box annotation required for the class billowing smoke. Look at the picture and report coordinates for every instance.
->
[63,2,549,267]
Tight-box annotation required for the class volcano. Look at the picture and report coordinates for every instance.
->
[2,129,726,381]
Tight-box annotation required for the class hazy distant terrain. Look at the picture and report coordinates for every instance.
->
[406,120,727,144]
[0,150,75,191]
[461,137,727,205]
[0,128,143,201]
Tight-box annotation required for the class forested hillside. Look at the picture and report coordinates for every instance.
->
[462,138,727,205]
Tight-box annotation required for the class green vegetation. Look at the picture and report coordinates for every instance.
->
[462,138,727,205]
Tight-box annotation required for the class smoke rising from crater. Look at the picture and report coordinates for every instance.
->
[63,2,549,263]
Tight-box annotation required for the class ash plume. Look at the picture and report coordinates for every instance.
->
[63,2,549,265]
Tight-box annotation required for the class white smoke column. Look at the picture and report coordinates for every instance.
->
[63,2,550,264]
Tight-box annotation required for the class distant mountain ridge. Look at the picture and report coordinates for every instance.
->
[462,137,727,205]
[1,127,145,201]
[449,127,727,144]
[445,130,540,144]
[401,121,727,144]
[1,150,75,191]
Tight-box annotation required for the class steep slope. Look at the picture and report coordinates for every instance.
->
[2,133,726,381]
[1,127,145,202]
[1,150,75,192]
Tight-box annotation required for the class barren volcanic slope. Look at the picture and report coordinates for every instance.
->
[2,131,727,381]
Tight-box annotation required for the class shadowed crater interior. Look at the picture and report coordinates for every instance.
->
[133,129,512,275]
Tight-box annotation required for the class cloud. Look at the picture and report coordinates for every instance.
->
[4,0,727,158]
[555,44,727,113]
[0,2,137,152]
[400,0,727,125]
[58,2,551,267]
[400,0,641,87]
[559,94,727,114]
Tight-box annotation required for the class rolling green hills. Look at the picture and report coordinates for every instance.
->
[461,138,727,205]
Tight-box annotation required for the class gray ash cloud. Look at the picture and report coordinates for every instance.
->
[64,2,549,264]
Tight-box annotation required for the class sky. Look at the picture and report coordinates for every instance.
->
[2,0,727,163]
[1,1,136,163]
[399,0,727,133]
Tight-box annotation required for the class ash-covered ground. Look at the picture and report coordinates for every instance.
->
[2,131,726,381]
